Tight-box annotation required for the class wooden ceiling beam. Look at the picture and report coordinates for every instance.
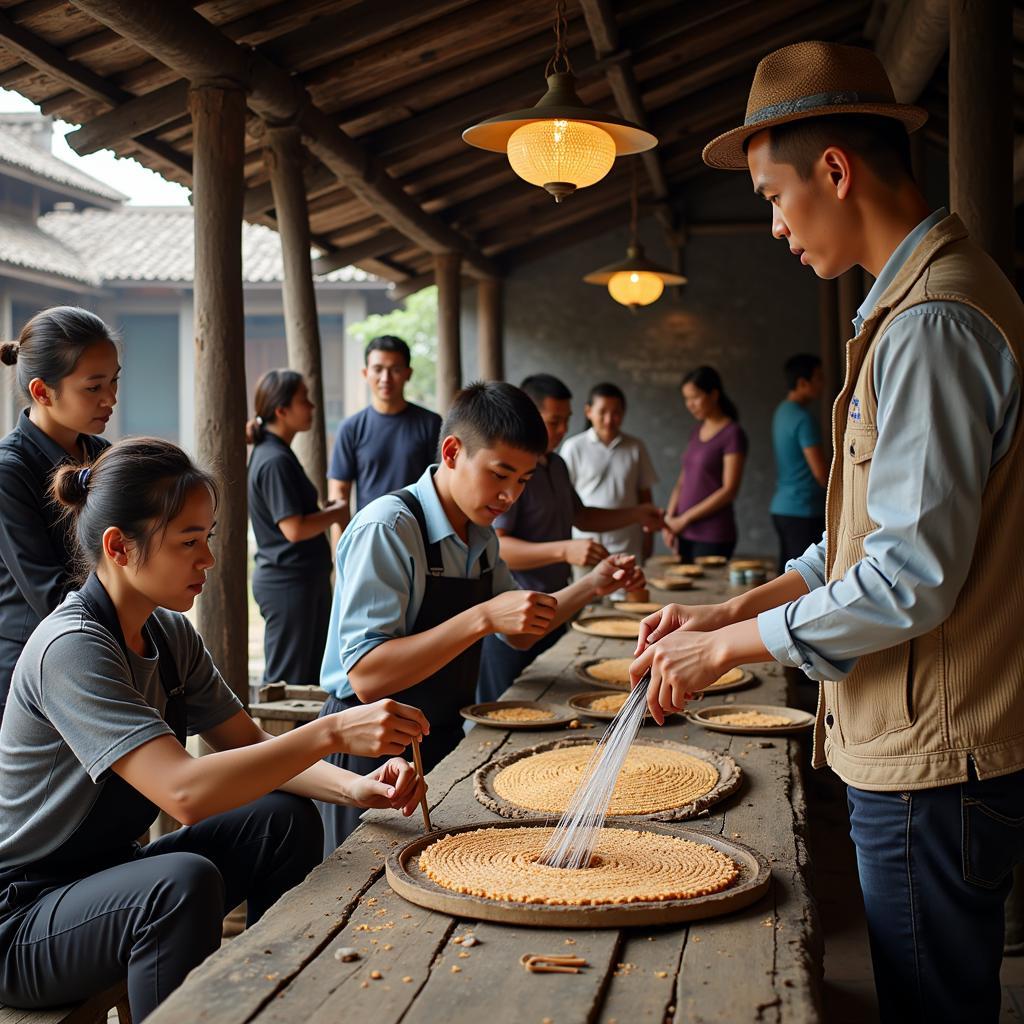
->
[260,0,476,73]
[638,5,867,114]
[876,0,948,103]
[312,229,410,276]
[69,0,497,278]
[0,8,191,174]
[67,79,189,155]
[578,0,669,201]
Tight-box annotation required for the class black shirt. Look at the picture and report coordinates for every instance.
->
[0,408,109,710]
[247,432,330,575]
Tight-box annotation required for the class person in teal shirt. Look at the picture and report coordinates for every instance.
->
[769,354,828,571]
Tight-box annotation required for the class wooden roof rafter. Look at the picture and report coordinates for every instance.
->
[59,0,499,279]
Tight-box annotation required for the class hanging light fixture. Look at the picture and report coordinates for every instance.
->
[462,0,657,202]
[584,163,686,311]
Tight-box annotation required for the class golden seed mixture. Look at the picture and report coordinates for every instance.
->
[584,658,633,688]
[482,707,556,723]
[492,744,719,815]
[418,826,739,905]
[713,710,792,728]
[694,555,728,567]
[706,667,746,689]
[588,693,628,713]
[574,617,642,638]
[665,563,704,578]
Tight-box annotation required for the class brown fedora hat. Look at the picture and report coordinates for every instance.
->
[702,41,927,170]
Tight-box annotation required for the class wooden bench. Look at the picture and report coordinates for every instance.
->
[0,980,130,1024]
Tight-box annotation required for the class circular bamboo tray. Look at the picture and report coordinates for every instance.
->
[574,657,633,690]
[567,690,680,722]
[703,668,759,695]
[694,555,728,567]
[570,615,643,640]
[385,819,771,928]
[612,600,662,616]
[688,704,815,736]
[647,576,696,591]
[460,701,575,730]
[474,736,742,822]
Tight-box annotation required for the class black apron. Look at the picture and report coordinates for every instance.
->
[322,488,493,843]
[0,574,187,915]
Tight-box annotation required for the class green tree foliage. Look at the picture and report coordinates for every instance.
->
[346,286,438,409]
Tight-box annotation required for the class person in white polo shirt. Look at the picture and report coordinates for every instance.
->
[560,382,658,588]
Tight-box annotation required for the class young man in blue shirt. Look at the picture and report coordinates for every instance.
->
[631,41,1024,1023]
[770,353,828,571]
[327,335,442,540]
[317,381,644,851]
[476,373,663,704]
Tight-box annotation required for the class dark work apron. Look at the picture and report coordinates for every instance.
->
[320,487,493,846]
[0,573,187,919]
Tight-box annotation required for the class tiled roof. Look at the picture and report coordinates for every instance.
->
[0,114,125,205]
[38,206,373,285]
[0,211,98,285]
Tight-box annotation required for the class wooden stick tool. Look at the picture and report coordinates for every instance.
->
[411,737,432,833]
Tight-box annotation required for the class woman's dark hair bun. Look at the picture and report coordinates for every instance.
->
[0,342,18,366]
[52,463,91,511]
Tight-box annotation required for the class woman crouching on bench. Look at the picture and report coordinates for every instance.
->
[0,437,428,1021]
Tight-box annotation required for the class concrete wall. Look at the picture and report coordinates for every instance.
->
[462,174,823,557]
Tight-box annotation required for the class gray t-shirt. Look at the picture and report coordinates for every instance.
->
[493,452,584,593]
[0,592,242,870]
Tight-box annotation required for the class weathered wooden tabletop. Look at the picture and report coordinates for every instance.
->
[150,573,822,1024]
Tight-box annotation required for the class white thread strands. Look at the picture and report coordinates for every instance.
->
[538,672,651,870]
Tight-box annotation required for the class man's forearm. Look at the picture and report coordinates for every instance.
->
[721,570,810,624]
[498,534,566,570]
[548,576,599,627]
[349,607,489,700]
[575,506,638,532]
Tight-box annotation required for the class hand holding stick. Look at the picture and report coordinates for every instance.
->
[411,738,432,832]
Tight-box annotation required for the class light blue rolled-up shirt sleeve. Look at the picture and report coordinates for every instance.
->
[758,303,1020,680]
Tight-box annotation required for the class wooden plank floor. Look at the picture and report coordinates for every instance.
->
[149,573,822,1024]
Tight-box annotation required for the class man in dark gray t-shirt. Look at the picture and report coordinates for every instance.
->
[327,335,441,543]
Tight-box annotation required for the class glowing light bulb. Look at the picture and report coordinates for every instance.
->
[507,119,615,199]
[607,270,665,307]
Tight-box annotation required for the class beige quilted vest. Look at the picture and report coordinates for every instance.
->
[814,214,1024,790]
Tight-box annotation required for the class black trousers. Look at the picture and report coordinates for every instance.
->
[675,538,735,563]
[771,514,825,574]
[0,792,322,1022]
[475,626,567,705]
[253,568,332,685]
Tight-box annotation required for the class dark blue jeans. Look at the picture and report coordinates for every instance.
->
[847,767,1024,1024]
[475,625,566,704]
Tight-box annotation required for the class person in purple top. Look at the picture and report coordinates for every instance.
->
[663,366,748,562]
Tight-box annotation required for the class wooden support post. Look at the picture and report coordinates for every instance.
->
[949,0,1014,277]
[434,252,462,413]
[264,121,327,501]
[818,277,840,452]
[476,277,503,382]
[190,82,249,706]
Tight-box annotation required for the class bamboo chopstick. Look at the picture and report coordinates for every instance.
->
[411,737,432,832]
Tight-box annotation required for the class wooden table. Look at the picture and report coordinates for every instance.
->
[150,573,822,1024]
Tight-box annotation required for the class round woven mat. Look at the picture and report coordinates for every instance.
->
[417,825,739,906]
[475,737,742,821]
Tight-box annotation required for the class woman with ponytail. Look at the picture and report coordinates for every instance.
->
[246,369,346,685]
[0,437,427,1021]
[663,366,748,561]
[0,306,118,720]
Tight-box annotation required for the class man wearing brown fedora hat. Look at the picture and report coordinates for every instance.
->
[631,40,1024,1024]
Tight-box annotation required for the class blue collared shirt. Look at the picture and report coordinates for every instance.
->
[758,209,1021,680]
[320,466,518,699]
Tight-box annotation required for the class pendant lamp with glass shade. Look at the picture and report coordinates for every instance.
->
[584,164,687,310]
[462,0,657,202]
